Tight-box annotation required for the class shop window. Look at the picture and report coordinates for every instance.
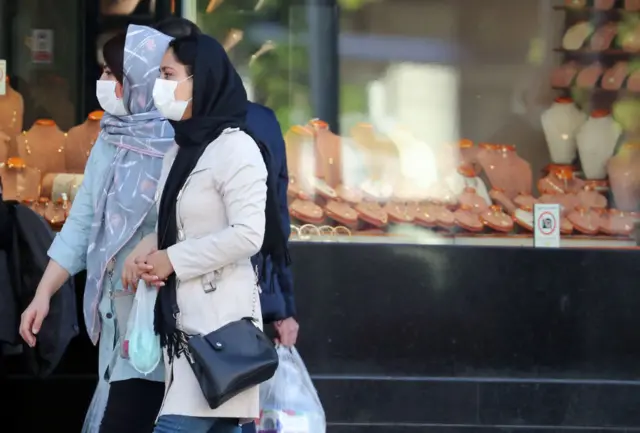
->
[0,0,84,227]
[190,0,640,249]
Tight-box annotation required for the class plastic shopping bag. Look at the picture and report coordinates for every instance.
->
[81,376,110,433]
[257,346,325,433]
[124,280,161,375]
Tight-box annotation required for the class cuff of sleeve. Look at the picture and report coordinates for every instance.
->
[47,237,85,276]
[283,295,297,319]
[166,243,188,281]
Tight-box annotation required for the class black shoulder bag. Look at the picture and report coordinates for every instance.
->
[184,280,279,409]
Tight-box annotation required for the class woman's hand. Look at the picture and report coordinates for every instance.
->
[121,234,157,290]
[274,317,300,347]
[139,250,174,287]
[122,251,154,291]
[20,292,52,347]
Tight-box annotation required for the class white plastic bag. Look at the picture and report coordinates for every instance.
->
[81,376,110,433]
[257,346,325,433]
[125,280,161,375]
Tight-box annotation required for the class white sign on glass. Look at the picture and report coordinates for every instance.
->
[534,203,561,248]
[31,29,54,64]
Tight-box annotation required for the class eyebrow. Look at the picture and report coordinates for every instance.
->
[160,66,175,73]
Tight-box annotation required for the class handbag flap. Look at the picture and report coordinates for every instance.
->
[187,318,278,409]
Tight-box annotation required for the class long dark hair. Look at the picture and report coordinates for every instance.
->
[102,32,126,83]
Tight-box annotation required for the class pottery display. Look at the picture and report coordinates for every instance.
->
[414,203,455,229]
[513,194,538,211]
[540,193,580,216]
[576,188,608,209]
[600,209,635,236]
[489,189,517,214]
[514,208,534,231]
[446,164,491,206]
[479,205,514,233]
[541,97,587,165]
[457,187,490,214]
[355,201,388,227]
[454,205,484,232]
[384,201,416,224]
[538,165,585,195]
[477,144,532,199]
[607,142,640,212]
[567,207,602,235]
[576,110,621,180]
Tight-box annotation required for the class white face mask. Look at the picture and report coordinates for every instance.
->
[96,80,128,116]
[152,77,192,121]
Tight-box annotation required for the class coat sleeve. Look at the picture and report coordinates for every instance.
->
[269,113,296,318]
[167,134,268,281]
[47,149,97,276]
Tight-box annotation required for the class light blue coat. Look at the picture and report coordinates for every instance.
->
[48,138,164,383]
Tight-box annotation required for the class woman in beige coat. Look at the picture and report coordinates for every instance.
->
[134,33,290,433]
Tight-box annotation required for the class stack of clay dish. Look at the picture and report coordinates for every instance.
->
[453,204,483,232]
[513,193,538,211]
[489,188,517,215]
[567,207,602,236]
[599,209,636,236]
[384,201,416,225]
[458,187,489,214]
[414,202,455,229]
[538,165,585,195]
[479,205,513,233]
[513,206,535,232]
[576,184,608,209]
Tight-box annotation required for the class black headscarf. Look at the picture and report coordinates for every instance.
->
[155,34,290,359]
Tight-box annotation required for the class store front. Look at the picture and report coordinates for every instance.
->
[3,0,640,432]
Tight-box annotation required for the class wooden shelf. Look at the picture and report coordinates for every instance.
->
[552,85,640,94]
[290,234,638,249]
[553,5,629,14]
[553,48,640,59]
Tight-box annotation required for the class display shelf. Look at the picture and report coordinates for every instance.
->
[552,85,640,94]
[290,234,637,249]
[553,5,629,15]
[554,48,640,57]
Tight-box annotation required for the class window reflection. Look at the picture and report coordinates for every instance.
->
[188,0,640,248]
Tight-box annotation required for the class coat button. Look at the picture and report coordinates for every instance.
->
[106,313,113,319]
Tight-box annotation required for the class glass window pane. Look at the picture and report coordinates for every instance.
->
[0,0,82,225]
[192,0,640,249]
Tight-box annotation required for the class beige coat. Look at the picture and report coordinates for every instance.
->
[156,128,267,420]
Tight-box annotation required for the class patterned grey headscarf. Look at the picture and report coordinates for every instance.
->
[84,25,174,344]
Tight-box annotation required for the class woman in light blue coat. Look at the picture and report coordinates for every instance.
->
[19,25,173,433]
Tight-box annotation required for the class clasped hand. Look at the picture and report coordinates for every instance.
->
[131,249,174,288]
